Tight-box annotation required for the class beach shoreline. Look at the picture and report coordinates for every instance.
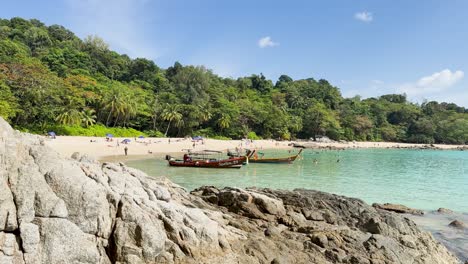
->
[43,135,468,161]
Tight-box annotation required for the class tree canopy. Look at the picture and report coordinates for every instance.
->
[1,17,468,143]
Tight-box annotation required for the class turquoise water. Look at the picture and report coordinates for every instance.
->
[127,149,468,212]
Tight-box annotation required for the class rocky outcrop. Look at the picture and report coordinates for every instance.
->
[373,203,424,215]
[438,208,455,214]
[0,118,461,263]
[193,187,460,263]
[290,142,346,150]
[449,220,465,229]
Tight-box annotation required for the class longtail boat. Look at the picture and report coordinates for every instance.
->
[247,148,302,164]
[166,150,247,168]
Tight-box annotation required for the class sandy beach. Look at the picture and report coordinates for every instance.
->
[43,135,468,161]
[44,136,292,160]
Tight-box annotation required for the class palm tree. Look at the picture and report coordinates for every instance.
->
[217,113,231,131]
[151,98,162,130]
[121,95,138,127]
[81,108,96,127]
[161,104,182,136]
[102,88,125,126]
[198,104,212,123]
[55,108,83,126]
[174,116,185,136]
[55,96,83,126]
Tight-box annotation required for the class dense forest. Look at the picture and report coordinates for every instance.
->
[1,17,468,143]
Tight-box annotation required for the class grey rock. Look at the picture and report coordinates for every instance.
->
[0,232,24,263]
[70,152,81,160]
[194,186,460,264]
[19,223,39,253]
[0,179,18,232]
[448,220,465,229]
[310,233,328,248]
[437,208,454,214]
[302,209,324,221]
[373,203,424,215]
[34,217,101,264]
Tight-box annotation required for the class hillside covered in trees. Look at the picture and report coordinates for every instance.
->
[1,17,467,144]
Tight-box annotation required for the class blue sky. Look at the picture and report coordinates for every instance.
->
[2,0,468,106]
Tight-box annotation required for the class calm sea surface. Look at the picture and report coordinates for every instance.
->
[127,148,468,213]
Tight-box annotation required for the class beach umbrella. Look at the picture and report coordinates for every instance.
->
[192,136,203,141]
[138,135,145,139]
[48,131,56,136]
[122,139,131,143]
[106,133,114,138]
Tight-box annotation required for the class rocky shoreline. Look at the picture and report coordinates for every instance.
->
[291,142,468,151]
[0,117,463,263]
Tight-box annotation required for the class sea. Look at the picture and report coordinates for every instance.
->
[127,148,468,260]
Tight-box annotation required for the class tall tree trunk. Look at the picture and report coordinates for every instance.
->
[164,120,172,137]
[106,108,113,127]
[113,112,120,127]
[123,114,128,128]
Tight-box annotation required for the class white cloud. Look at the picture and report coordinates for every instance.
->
[258,36,279,48]
[354,11,373,22]
[65,0,159,59]
[397,69,464,96]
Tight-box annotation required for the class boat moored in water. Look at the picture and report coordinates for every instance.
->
[166,150,247,168]
[246,148,302,163]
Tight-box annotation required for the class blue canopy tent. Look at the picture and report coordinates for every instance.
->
[138,135,145,139]
[106,133,114,138]
[122,139,131,143]
[48,131,56,136]
[192,136,203,141]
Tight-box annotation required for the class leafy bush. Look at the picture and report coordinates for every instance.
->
[407,134,435,144]
[143,130,165,137]
[211,135,232,140]
[280,131,291,140]
[247,131,261,140]
[193,128,216,137]
[29,124,146,137]
[193,128,232,140]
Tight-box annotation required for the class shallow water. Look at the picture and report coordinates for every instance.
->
[128,148,468,213]
[407,211,468,261]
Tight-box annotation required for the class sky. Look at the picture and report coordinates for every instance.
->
[1,0,468,106]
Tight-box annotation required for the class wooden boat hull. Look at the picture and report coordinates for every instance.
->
[248,149,302,164]
[168,156,246,168]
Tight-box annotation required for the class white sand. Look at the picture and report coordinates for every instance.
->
[44,136,291,160]
[44,136,466,161]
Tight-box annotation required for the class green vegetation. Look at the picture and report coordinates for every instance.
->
[1,17,468,144]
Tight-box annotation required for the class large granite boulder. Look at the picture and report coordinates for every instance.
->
[373,203,424,215]
[0,117,461,263]
[193,186,460,263]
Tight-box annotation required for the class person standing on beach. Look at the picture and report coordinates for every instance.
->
[124,146,128,156]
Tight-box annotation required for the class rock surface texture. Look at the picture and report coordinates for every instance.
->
[372,203,425,216]
[449,220,466,229]
[0,118,461,264]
